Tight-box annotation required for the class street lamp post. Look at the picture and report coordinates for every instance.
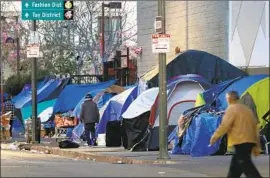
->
[101,2,121,81]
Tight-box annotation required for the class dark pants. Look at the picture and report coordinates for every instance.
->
[84,123,96,146]
[9,119,13,137]
[227,143,262,178]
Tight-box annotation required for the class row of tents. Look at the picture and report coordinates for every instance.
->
[7,50,269,157]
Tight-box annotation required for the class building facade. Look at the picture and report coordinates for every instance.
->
[137,1,269,77]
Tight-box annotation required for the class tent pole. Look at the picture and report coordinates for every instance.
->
[158,0,170,160]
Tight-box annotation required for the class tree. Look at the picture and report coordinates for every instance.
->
[37,1,137,75]
[4,1,138,77]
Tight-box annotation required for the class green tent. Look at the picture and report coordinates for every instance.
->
[21,99,56,122]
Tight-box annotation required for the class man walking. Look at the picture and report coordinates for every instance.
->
[3,96,15,139]
[210,91,262,178]
[80,94,99,146]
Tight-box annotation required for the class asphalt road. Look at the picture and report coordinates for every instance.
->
[1,150,269,177]
[1,150,207,177]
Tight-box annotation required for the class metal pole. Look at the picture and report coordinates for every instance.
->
[0,1,4,115]
[16,16,20,79]
[126,47,129,85]
[31,20,39,143]
[186,1,189,50]
[158,0,169,160]
[101,3,106,81]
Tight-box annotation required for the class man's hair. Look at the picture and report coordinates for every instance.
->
[226,91,240,100]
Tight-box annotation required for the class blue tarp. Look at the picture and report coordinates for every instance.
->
[169,74,269,157]
[53,80,116,114]
[96,86,139,135]
[12,79,62,109]
[171,113,222,157]
[11,81,46,104]
[11,117,25,137]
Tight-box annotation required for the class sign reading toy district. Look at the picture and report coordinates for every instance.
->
[22,0,74,21]
[152,34,170,53]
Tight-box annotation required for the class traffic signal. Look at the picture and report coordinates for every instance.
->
[64,1,74,20]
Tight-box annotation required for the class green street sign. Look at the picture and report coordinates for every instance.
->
[22,0,74,21]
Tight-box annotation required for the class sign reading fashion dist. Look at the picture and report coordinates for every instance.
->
[21,0,74,21]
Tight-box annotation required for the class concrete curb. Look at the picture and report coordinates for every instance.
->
[1,143,175,165]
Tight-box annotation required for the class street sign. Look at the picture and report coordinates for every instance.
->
[22,0,74,21]
[155,16,163,33]
[152,34,170,53]
[29,31,39,45]
[27,44,40,58]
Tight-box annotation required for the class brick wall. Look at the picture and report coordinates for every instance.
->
[137,1,229,77]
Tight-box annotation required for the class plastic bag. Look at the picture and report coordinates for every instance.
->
[72,123,84,141]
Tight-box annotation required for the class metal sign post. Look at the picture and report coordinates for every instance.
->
[31,20,39,144]
[21,0,74,144]
[157,0,170,160]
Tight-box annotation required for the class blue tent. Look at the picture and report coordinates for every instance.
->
[170,113,222,157]
[96,86,139,135]
[143,50,247,87]
[169,74,269,157]
[53,80,116,114]
[11,81,45,104]
[201,74,268,110]
[12,78,63,109]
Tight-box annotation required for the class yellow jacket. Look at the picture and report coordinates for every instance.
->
[211,103,261,155]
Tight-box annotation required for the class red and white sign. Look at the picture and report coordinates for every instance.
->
[152,34,170,53]
[26,44,40,58]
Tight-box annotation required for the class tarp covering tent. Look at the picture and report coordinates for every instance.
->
[12,78,64,109]
[73,85,125,119]
[96,86,139,135]
[169,113,223,157]
[45,78,71,100]
[122,75,212,151]
[53,80,116,114]
[21,99,56,122]
[170,74,269,156]
[141,50,246,87]
[195,74,269,128]
[11,80,46,105]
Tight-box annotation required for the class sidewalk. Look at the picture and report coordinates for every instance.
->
[1,140,175,164]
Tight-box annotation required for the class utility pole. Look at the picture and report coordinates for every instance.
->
[31,20,39,143]
[101,2,106,81]
[15,16,20,79]
[0,1,4,115]
[158,0,170,160]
